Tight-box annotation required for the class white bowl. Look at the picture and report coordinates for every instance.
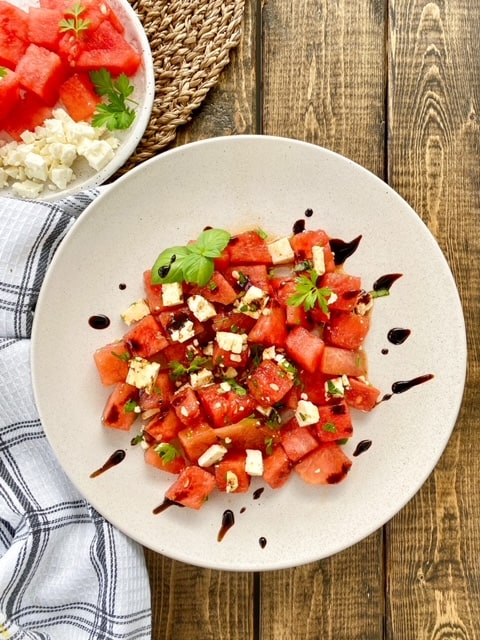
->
[0,0,154,201]
[31,136,467,570]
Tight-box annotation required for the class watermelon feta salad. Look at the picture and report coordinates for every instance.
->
[93,225,385,511]
[0,0,144,197]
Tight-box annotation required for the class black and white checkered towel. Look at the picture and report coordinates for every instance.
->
[0,191,151,640]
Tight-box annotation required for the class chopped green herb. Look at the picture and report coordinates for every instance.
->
[111,349,131,363]
[226,379,247,396]
[0,67,7,79]
[151,228,231,287]
[130,433,145,446]
[370,288,390,299]
[265,436,274,455]
[59,2,91,36]
[154,442,181,463]
[287,269,333,313]
[90,69,137,131]
[256,228,268,240]
[322,422,337,433]
[124,399,139,413]
[168,355,210,380]
[293,259,313,273]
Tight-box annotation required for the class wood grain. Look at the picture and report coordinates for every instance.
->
[387,0,480,638]
[144,2,258,638]
[260,2,386,638]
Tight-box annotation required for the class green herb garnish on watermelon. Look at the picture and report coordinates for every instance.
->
[90,68,137,131]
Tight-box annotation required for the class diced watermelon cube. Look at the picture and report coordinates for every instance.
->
[59,71,102,121]
[2,91,53,140]
[0,1,28,67]
[76,19,141,76]
[0,68,21,123]
[16,43,65,106]
[27,6,63,50]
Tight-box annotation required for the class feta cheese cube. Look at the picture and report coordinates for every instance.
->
[81,140,115,171]
[295,399,320,427]
[170,319,195,343]
[190,368,214,388]
[126,357,160,391]
[121,299,151,325]
[187,294,217,321]
[25,152,48,182]
[267,236,295,264]
[198,444,228,467]
[216,331,247,354]
[245,449,264,476]
[161,282,184,307]
[11,179,44,199]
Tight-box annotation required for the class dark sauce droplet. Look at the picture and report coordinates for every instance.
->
[240,506,246,514]
[158,254,176,279]
[90,449,125,478]
[373,273,403,292]
[152,497,184,514]
[388,327,411,345]
[381,374,434,402]
[88,314,110,329]
[382,348,389,355]
[353,440,372,457]
[330,235,362,265]
[118,283,127,290]
[218,509,235,542]
[259,537,267,549]
[253,487,264,500]
[293,219,306,234]
[304,208,314,217]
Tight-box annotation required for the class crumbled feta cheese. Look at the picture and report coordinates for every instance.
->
[262,346,277,360]
[170,319,195,343]
[216,331,247,354]
[190,368,214,388]
[325,375,350,398]
[126,357,160,392]
[161,282,184,307]
[295,399,320,427]
[121,299,150,325]
[0,108,121,197]
[267,236,295,264]
[245,449,264,476]
[235,285,269,318]
[198,444,228,467]
[187,294,217,321]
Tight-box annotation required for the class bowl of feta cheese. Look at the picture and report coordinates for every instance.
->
[0,0,154,201]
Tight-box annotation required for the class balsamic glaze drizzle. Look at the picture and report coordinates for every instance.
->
[381,374,434,402]
[90,449,126,478]
[218,509,235,542]
[353,440,372,457]
[387,327,411,345]
[373,273,403,292]
[88,314,110,329]
[329,235,362,265]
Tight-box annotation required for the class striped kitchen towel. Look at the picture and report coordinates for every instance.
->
[0,191,151,640]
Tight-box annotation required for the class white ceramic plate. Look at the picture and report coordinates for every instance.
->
[31,136,466,571]
[0,0,154,201]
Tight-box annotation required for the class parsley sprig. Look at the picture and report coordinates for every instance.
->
[59,2,91,37]
[151,228,231,287]
[154,442,182,463]
[287,269,333,313]
[90,69,137,131]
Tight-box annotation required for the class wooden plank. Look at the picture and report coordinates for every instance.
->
[386,0,480,637]
[144,2,258,639]
[260,1,386,638]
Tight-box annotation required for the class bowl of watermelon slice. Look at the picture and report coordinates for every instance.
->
[0,0,154,200]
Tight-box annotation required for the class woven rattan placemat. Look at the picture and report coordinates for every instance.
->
[123,0,245,171]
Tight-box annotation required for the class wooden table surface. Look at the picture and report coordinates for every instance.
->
[144,1,479,638]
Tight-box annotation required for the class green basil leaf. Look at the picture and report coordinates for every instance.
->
[194,228,231,258]
[182,253,214,286]
[151,246,190,283]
